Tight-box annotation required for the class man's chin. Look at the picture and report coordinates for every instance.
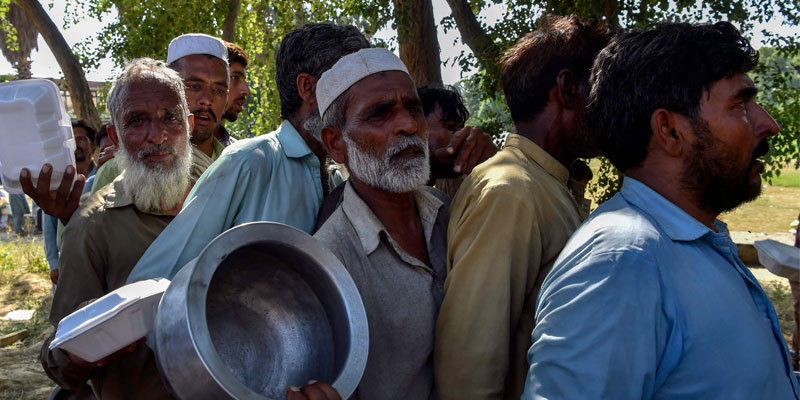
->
[222,111,239,122]
[191,127,216,144]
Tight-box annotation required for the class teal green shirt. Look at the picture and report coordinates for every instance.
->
[127,121,325,282]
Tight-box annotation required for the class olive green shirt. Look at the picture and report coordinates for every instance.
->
[41,151,208,400]
[435,134,583,400]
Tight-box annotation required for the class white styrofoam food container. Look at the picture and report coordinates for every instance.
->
[753,239,800,280]
[49,279,170,362]
[0,79,76,194]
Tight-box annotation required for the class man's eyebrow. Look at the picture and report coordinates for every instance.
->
[361,99,397,116]
[735,86,758,101]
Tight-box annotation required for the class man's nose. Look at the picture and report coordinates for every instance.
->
[751,102,779,138]
[146,119,168,144]
[395,109,419,137]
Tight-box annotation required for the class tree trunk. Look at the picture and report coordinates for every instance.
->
[14,0,101,129]
[222,0,241,42]
[394,0,443,88]
[444,0,502,81]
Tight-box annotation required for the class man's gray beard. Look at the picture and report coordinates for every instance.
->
[115,137,192,213]
[344,132,430,193]
[303,111,323,142]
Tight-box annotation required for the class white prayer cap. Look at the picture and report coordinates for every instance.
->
[166,33,228,65]
[317,48,410,117]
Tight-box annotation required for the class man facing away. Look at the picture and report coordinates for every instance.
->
[125,23,370,283]
[435,16,613,400]
[40,58,207,399]
[523,21,800,399]
[309,47,448,400]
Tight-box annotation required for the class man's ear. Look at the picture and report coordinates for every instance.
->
[322,126,347,164]
[107,125,120,146]
[187,114,195,136]
[556,69,579,109]
[650,109,690,157]
[296,73,318,109]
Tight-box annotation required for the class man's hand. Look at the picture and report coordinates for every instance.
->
[50,269,59,285]
[20,164,85,224]
[63,338,143,368]
[97,145,117,169]
[434,126,497,176]
[286,381,341,400]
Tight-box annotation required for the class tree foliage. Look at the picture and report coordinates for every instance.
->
[0,1,39,79]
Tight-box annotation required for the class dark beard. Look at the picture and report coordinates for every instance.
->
[680,119,767,215]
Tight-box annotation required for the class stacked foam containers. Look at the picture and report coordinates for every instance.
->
[0,79,76,193]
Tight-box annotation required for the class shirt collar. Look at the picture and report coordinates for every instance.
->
[504,133,569,185]
[341,181,444,255]
[211,137,225,160]
[217,124,231,141]
[277,120,314,159]
[619,177,716,241]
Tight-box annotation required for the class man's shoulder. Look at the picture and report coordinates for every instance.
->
[313,207,361,261]
[563,195,666,262]
[220,132,282,160]
[63,184,116,236]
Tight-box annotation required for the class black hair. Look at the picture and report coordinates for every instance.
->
[275,23,370,120]
[588,21,759,172]
[95,124,109,147]
[72,120,97,143]
[417,86,469,125]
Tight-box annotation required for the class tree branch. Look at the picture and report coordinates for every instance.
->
[14,0,101,128]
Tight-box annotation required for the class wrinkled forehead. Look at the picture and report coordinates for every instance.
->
[122,81,184,115]
[345,71,419,113]
[172,54,229,83]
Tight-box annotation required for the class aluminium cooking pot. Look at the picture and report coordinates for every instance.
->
[154,222,368,399]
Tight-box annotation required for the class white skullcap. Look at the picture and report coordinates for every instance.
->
[317,48,410,117]
[166,33,228,65]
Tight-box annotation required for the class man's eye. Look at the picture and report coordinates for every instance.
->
[216,88,226,94]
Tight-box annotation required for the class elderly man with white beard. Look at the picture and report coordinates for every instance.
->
[40,58,208,400]
[295,48,448,400]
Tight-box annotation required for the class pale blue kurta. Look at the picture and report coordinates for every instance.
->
[127,121,325,282]
[523,178,800,399]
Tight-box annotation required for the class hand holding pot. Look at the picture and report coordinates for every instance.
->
[287,381,342,400]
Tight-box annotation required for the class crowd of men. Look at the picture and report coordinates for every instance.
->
[17,15,800,400]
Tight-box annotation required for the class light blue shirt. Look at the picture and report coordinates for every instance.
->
[523,177,800,400]
[44,164,95,273]
[127,121,325,282]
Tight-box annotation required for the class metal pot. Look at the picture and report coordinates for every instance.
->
[154,222,368,399]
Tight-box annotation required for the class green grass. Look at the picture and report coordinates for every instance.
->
[760,281,795,342]
[0,239,52,339]
[769,168,800,188]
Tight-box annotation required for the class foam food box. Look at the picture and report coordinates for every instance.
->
[0,79,76,194]
[753,239,800,280]
[49,279,170,362]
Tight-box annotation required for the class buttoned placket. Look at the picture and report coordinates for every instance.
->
[709,231,800,395]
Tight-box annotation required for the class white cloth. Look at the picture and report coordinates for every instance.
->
[166,33,227,65]
[316,48,409,117]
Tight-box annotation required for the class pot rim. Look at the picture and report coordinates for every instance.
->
[184,222,369,399]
